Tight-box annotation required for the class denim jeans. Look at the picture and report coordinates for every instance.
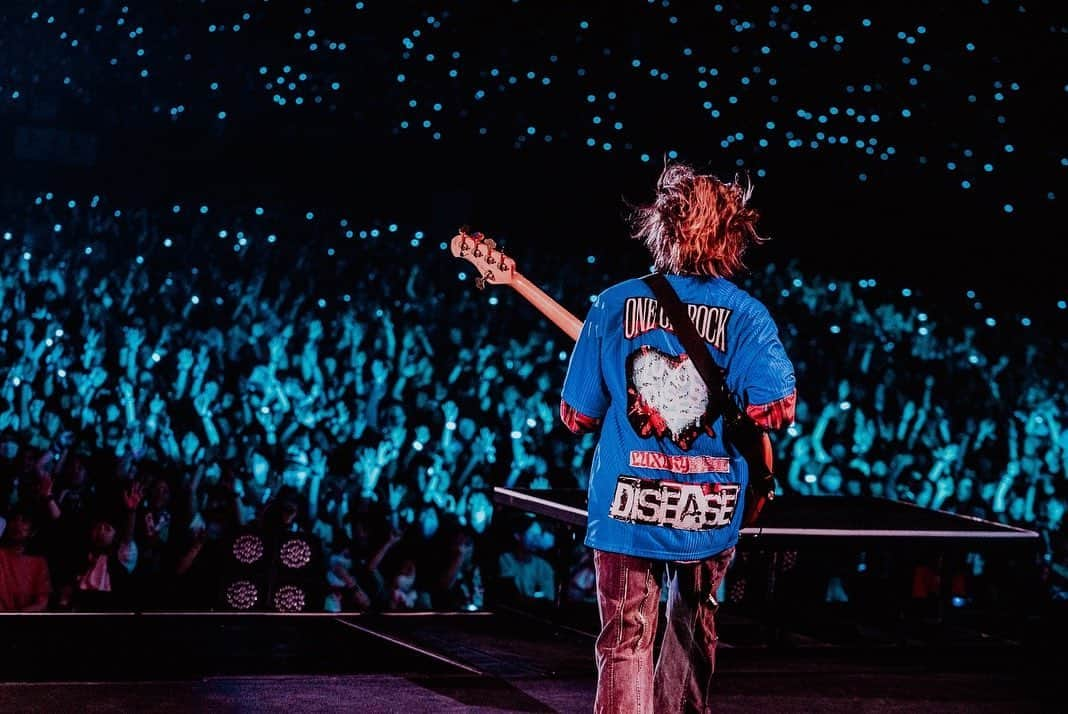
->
[593,547,735,714]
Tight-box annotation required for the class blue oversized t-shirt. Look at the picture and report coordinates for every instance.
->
[562,274,795,560]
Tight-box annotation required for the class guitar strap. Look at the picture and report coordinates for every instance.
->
[641,273,774,487]
[641,273,734,432]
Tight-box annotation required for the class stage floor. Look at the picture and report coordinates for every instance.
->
[0,670,1052,713]
[0,610,1061,712]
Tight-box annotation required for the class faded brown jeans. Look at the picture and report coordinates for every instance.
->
[593,547,735,714]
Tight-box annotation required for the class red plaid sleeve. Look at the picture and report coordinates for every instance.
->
[745,390,797,431]
[560,399,603,434]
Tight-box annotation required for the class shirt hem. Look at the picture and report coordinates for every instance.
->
[584,537,738,561]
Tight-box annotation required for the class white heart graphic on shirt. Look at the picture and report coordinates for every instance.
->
[630,348,710,438]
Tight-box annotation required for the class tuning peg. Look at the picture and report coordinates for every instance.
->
[474,276,486,291]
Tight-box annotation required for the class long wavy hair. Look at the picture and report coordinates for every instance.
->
[629,161,766,278]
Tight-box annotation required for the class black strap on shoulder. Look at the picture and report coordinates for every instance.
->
[642,273,734,428]
[642,274,774,489]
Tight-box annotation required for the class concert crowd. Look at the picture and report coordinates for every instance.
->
[1,1,1065,615]
[0,188,1064,614]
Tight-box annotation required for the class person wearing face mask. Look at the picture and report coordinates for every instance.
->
[324,549,373,613]
[57,511,138,611]
[496,517,556,607]
[387,557,430,610]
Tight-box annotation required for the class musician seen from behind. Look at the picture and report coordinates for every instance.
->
[560,161,797,714]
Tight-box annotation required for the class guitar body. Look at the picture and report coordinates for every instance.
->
[725,411,776,526]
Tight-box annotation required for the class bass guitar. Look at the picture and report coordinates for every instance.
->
[450,228,775,525]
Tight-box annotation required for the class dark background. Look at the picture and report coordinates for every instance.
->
[1,0,1065,312]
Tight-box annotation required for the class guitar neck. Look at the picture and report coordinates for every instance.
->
[463,239,773,484]
[510,273,583,342]
[500,257,772,483]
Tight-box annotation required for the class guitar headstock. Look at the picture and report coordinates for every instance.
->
[450,228,517,288]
